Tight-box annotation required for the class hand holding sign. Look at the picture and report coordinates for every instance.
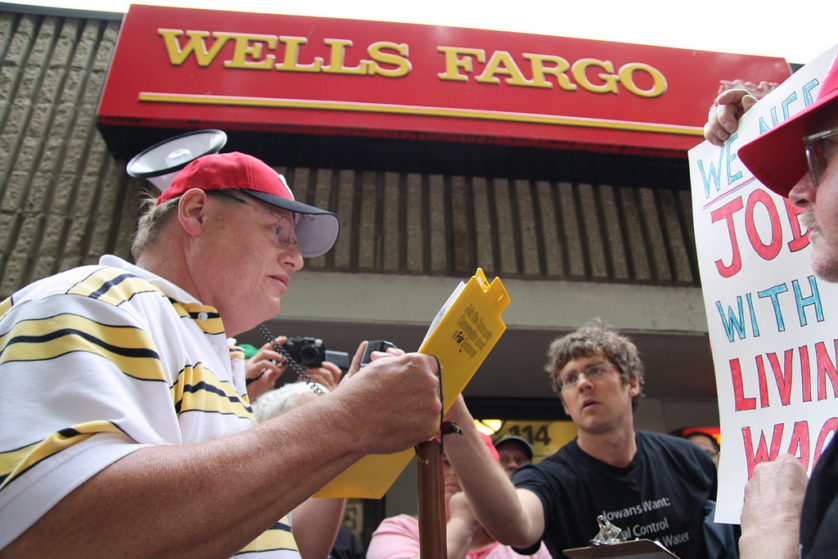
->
[739,454,807,559]
[704,89,758,147]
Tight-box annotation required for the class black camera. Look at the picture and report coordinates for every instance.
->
[282,337,326,368]
[281,336,351,370]
[360,340,398,367]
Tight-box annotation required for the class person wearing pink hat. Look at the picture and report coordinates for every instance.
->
[0,151,442,557]
[367,432,552,559]
[704,54,838,558]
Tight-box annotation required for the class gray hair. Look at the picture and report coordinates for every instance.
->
[252,381,330,423]
[130,195,179,260]
[545,319,645,411]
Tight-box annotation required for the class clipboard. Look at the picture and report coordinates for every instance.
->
[562,540,679,559]
[313,268,510,498]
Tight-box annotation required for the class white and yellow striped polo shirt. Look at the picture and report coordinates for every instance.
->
[0,255,299,557]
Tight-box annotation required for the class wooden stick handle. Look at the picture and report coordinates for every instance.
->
[417,440,447,559]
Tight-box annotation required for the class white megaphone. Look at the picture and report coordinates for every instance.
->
[126,129,228,191]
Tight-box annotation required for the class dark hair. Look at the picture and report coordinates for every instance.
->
[672,428,721,453]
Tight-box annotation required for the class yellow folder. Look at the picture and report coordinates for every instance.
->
[313,268,510,498]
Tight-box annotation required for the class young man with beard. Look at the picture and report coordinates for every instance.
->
[705,53,838,558]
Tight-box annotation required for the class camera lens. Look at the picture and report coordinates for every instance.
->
[299,344,320,367]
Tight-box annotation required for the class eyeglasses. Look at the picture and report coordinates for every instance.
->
[558,362,618,389]
[804,126,838,188]
[214,191,298,248]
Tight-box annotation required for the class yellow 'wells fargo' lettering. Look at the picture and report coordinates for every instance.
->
[436,46,667,98]
[157,29,410,77]
[156,29,667,98]
[274,37,321,72]
[158,29,232,66]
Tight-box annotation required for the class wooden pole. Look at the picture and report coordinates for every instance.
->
[416,439,447,559]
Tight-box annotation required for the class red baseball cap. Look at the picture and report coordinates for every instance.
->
[738,53,838,197]
[158,152,339,258]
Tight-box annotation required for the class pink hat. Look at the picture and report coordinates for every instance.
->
[158,152,339,258]
[738,54,838,197]
[480,432,501,462]
[443,432,499,463]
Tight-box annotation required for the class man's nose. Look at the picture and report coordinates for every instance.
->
[788,172,817,208]
[576,372,595,388]
[282,244,304,272]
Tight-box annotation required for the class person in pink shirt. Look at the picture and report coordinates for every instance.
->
[367,432,552,559]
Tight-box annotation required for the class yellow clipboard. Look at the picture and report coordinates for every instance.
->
[314,268,510,498]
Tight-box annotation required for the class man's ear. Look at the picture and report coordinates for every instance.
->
[177,188,210,237]
[628,374,640,398]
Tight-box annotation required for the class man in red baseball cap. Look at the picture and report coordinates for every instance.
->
[0,150,442,557]
[131,150,344,338]
[705,53,838,559]
[157,151,339,258]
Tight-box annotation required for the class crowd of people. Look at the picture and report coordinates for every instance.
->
[1,45,836,559]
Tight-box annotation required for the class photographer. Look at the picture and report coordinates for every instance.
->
[244,336,343,401]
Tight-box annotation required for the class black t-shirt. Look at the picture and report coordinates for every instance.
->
[801,436,838,557]
[512,430,717,559]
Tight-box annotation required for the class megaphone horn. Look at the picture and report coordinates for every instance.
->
[126,129,228,191]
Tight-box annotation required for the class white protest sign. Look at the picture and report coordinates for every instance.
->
[688,44,838,524]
